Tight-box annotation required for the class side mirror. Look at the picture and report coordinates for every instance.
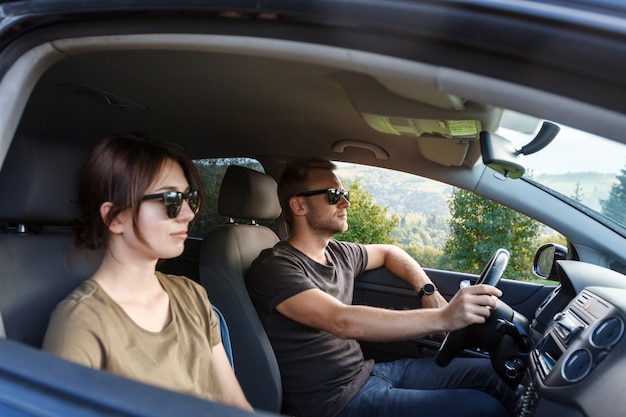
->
[533,243,568,280]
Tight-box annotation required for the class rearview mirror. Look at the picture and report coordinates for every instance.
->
[481,122,559,179]
[480,131,525,179]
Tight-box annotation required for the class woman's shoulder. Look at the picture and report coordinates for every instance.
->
[49,279,107,327]
[156,271,208,299]
[56,279,102,310]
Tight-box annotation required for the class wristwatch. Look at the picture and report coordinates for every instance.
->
[418,283,437,298]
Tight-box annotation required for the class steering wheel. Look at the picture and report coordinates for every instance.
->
[434,248,510,367]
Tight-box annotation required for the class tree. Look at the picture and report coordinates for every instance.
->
[392,212,449,249]
[443,188,541,281]
[336,178,399,244]
[572,181,584,203]
[600,165,626,224]
[402,244,445,269]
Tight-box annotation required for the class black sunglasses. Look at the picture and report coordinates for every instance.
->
[142,190,200,218]
[297,188,350,205]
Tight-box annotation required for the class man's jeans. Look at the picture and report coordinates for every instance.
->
[338,358,515,417]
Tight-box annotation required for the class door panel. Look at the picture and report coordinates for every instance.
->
[354,267,555,362]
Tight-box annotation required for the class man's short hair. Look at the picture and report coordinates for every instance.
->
[277,157,337,223]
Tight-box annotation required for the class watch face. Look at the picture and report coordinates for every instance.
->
[423,283,435,295]
[419,283,436,298]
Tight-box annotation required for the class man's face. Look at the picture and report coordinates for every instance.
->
[300,168,350,237]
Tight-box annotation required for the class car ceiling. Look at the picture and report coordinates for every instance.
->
[3,3,626,265]
[17,45,494,169]
[5,4,626,185]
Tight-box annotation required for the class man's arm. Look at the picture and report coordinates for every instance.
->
[275,284,501,342]
[364,244,447,309]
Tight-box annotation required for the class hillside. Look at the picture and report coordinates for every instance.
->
[335,164,615,248]
[533,171,615,212]
[336,164,452,248]
[335,164,451,217]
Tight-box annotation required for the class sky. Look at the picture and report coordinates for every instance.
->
[500,125,626,176]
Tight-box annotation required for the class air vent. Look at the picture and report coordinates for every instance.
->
[561,349,593,383]
[590,317,624,349]
[576,292,591,308]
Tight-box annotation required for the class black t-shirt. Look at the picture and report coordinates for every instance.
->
[246,240,373,417]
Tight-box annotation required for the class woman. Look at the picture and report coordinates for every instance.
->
[43,134,252,411]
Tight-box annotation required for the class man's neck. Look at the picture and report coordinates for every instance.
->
[286,231,332,265]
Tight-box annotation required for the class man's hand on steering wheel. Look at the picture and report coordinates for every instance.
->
[434,248,511,367]
[441,284,502,331]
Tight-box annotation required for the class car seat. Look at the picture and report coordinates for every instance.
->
[199,165,283,413]
[0,136,102,347]
[0,137,236,361]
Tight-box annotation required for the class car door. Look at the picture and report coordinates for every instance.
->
[354,266,556,361]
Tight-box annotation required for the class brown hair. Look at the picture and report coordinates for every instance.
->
[277,157,336,223]
[74,134,202,249]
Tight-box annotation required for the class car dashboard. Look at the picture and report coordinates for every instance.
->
[518,261,626,417]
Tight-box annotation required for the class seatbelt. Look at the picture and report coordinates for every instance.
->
[211,306,234,370]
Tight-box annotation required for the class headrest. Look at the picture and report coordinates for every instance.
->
[217,165,282,221]
[0,137,88,224]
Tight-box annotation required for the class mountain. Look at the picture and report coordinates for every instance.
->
[533,171,615,212]
[336,164,615,248]
[336,164,452,248]
[335,163,451,217]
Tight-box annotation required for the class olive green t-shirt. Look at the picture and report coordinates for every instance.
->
[43,272,224,403]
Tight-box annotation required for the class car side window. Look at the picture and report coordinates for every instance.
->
[190,157,266,238]
[335,162,563,283]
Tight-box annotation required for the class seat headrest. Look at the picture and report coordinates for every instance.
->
[218,165,282,221]
[0,137,88,224]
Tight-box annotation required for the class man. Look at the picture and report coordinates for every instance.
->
[246,158,514,417]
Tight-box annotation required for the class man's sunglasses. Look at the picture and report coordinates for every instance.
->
[142,190,200,218]
[297,188,350,205]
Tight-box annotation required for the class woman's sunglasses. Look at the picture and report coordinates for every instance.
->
[142,190,200,218]
[297,188,350,205]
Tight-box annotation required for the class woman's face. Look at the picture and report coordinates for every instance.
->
[118,158,195,261]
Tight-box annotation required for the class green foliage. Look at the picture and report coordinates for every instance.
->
[401,244,446,269]
[443,188,541,281]
[336,178,399,244]
[336,165,450,218]
[392,212,449,249]
[538,231,567,247]
[601,165,626,224]
[336,165,450,248]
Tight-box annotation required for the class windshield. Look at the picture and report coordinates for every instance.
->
[497,110,626,232]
